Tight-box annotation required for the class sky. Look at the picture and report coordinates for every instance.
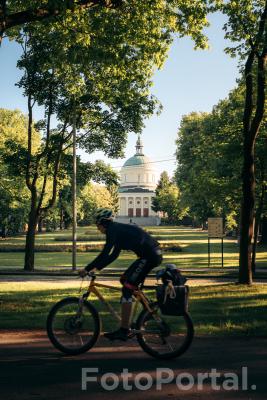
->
[0,12,240,178]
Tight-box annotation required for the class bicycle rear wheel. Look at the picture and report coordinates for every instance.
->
[136,305,194,359]
[47,297,100,355]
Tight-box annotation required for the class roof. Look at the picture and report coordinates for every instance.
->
[123,154,152,167]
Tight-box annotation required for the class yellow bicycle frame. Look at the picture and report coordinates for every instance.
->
[83,278,154,325]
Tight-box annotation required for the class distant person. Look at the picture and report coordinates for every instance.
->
[79,208,162,341]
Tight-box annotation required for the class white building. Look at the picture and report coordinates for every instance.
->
[116,136,161,226]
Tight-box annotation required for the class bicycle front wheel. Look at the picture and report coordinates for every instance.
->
[136,305,194,359]
[47,297,100,355]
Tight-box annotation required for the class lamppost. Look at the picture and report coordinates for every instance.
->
[72,105,77,271]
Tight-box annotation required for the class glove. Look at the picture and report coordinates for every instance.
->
[78,267,97,278]
[78,269,88,278]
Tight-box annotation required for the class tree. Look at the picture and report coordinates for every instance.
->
[213,0,267,284]
[261,217,267,244]
[80,183,115,225]
[152,171,171,215]
[152,171,186,224]
[175,85,267,239]
[0,108,40,237]
[175,112,217,226]
[0,0,122,42]
[252,133,267,271]
[34,158,118,231]
[8,1,210,272]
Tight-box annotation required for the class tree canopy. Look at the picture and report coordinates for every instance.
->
[175,84,267,232]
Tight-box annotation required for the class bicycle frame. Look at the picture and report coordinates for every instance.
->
[80,276,154,326]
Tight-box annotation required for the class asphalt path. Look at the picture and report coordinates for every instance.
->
[0,330,266,400]
[0,274,260,286]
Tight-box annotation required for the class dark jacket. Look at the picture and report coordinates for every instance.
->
[86,221,160,271]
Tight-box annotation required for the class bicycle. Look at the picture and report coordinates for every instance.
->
[46,272,194,359]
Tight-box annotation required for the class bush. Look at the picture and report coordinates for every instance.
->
[0,241,182,253]
[0,243,105,252]
[54,235,105,242]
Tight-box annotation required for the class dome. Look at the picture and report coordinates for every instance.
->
[123,154,151,167]
[120,136,158,192]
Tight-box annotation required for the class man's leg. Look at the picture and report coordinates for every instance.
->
[120,253,162,331]
[120,282,137,329]
[103,289,134,341]
[121,303,133,329]
[104,253,161,341]
[104,260,145,341]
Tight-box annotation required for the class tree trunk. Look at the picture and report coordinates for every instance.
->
[238,1,267,283]
[252,169,266,273]
[24,202,38,271]
[252,216,259,275]
[38,216,43,233]
[1,224,6,238]
[239,146,255,284]
[261,216,267,244]
[59,206,64,230]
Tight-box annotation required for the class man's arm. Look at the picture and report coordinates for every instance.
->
[85,243,121,271]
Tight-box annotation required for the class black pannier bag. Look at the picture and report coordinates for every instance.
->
[156,264,187,286]
[156,284,189,316]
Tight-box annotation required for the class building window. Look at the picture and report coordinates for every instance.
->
[124,175,127,182]
[129,201,133,205]
[137,201,140,205]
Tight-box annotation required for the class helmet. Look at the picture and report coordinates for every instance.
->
[156,264,187,286]
[95,208,113,225]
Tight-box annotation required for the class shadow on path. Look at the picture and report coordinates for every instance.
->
[0,330,266,400]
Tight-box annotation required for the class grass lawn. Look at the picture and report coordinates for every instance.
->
[0,280,267,336]
[0,226,266,272]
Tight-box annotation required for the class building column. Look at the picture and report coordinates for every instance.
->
[143,195,146,216]
[148,195,152,216]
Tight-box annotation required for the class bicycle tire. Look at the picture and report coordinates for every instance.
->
[47,296,101,355]
[136,306,194,360]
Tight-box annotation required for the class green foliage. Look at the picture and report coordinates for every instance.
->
[79,183,116,225]
[14,1,208,160]
[77,160,118,188]
[152,171,187,224]
[2,1,211,268]
[0,109,36,236]
[213,0,267,59]
[212,0,267,283]
[175,84,267,227]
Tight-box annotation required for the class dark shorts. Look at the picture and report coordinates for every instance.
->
[121,248,163,287]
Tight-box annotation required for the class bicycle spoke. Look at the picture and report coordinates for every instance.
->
[79,335,84,346]
[47,298,100,354]
[137,308,193,359]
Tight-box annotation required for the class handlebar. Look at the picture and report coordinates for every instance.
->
[87,271,96,280]
[78,270,97,281]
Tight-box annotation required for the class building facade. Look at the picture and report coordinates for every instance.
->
[116,137,161,226]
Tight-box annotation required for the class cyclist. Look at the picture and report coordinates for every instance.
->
[79,208,162,341]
